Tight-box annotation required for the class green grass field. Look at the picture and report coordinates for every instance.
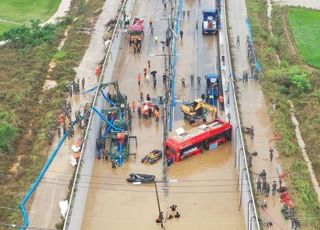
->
[288,8,320,69]
[0,0,61,34]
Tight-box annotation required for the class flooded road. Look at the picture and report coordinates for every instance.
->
[82,0,244,229]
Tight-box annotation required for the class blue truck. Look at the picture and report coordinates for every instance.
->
[202,10,219,35]
[205,73,220,106]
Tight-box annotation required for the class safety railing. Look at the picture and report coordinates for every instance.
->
[62,0,135,229]
[219,0,260,229]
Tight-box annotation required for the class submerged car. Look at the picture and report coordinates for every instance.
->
[127,173,155,183]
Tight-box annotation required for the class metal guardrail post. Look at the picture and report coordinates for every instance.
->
[238,168,246,210]
[247,199,253,229]
[250,215,257,230]
[234,126,239,168]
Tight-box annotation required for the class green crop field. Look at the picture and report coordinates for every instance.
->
[288,8,320,69]
[0,0,61,34]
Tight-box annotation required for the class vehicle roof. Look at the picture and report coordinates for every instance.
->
[202,9,217,13]
[206,73,219,79]
[168,120,231,146]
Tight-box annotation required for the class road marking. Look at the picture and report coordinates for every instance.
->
[144,0,157,58]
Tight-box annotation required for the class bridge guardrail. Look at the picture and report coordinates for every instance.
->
[218,0,260,229]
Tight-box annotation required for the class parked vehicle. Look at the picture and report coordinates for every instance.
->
[202,10,219,35]
[205,73,220,106]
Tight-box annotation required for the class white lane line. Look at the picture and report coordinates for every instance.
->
[194,0,200,99]
[144,0,157,58]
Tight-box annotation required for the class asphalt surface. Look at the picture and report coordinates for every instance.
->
[81,0,244,229]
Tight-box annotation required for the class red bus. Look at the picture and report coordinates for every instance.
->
[166,119,232,162]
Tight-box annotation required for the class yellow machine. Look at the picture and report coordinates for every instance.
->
[181,99,217,124]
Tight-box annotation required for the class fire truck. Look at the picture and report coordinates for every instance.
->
[165,119,232,162]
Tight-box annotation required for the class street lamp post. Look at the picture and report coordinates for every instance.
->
[153,181,164,228]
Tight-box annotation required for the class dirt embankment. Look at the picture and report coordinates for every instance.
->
[0,0,106,225]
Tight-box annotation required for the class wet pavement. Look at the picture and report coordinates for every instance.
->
[82,0,244,229]
[28,0,121,228]
[227,0,292,228]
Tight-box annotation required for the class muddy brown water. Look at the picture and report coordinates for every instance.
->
[82,0,244,229]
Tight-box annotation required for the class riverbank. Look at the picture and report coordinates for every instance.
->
[245,0,320,228]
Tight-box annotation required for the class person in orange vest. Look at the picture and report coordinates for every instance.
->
[132,101,136,113]
[143,67,147,78]
[218,95,224,109]
[137,73,141,86]
[58,113,65,126]
[154,108,160,122]
[95,65,102,77]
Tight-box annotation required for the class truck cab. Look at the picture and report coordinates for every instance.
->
[205,73,220,106]
[202,10,219,35]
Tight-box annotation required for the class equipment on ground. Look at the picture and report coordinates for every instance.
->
[141,150,162,164]
[127,173,155,183]
[166,120,232,162]
[181,99,217,124]
[202,10,219,35]
[94,81,137,167]
[205,73,220,106]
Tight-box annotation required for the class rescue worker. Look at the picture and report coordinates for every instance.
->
[272,181,277,196]
[137,73,141,86]
[190,74,194,85]
[218,95,224,109]
[197,75,201,87]
[237,34,240,46]
[260,169,267,180]
[154,109,160,122]
[269,148,274,161]
[170,204,177,212]
[95,65,102,77]
[155,211,163,224]
[265,183,270,197]
[181,77,186,87]
[249,125,254,139]
[180,30,184,39]
[148,60,151,69]
[137,103,142,118]
[162,74,167,85]
[153,78,157,89]
[256,178,262,194]
[143,67,147,78]
[132,101,136,113]
[82,77,85,89]
[262,179,267,195]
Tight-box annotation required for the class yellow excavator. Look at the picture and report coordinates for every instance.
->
[181,99,217,124]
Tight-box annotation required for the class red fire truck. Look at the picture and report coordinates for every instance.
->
[165,119,232,162]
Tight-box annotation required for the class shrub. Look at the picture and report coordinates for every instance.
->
[1,20,57,48]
